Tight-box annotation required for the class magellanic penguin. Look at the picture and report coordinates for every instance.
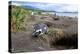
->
[32,23,48,37]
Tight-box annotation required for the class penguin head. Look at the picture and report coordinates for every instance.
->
[32,29,42,37]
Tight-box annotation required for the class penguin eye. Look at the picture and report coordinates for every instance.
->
[39,31,41,33]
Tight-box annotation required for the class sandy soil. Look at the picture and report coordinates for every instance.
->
[10,15,78,53]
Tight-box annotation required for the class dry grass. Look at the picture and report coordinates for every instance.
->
[38,27,65,47]
[38,26,78,48]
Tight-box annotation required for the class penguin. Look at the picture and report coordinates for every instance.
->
[32,23,48,37]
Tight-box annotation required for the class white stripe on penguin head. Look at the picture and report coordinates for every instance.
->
[36,29,42,33]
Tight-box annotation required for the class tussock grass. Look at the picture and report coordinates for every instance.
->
[38,27,77,48]
[10,5,31,32]
[38,27,65,47]
[47,28,65,39]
